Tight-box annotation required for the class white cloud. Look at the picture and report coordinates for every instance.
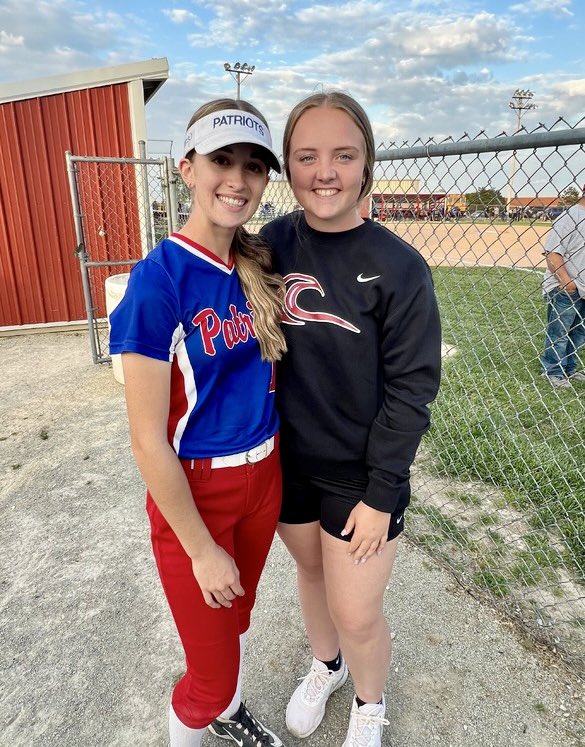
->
[554,78,585,96]
[510,0,574,16]
[0,30,24,52]
[0,0,153,79]
[521,73,585,119]
[163,8,200,24]
[398,12,519,63]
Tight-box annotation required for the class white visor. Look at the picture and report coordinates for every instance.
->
[183,108,281,173]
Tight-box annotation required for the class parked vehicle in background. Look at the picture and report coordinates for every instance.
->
[469,210,487,219]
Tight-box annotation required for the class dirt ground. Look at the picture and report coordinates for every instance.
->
[0,331,583,747]
[385,220,549,269]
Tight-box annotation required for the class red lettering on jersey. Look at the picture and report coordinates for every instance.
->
[243,301,256,337]
[223,319,237,349]
[192,306,257,356]
[283,273,360,333]
[192,308,221,355]
[229,303,250,343]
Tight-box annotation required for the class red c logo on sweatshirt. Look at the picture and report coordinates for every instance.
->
[282,273,360,333]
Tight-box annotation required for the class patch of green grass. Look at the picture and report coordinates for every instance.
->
[524,533,564,569]
[485,529,506,548]
[416,533,443,551]
[458,492,482,506]
[507,540,562,586]
[473,569,510,597]
[479,512,499,526]
[408,498,424,514]
[509,558,547,586]
[420,505,470,546]
[429,266,585,578]
[533,702,547,715]
[39,428,49,440]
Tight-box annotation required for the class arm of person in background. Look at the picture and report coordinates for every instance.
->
[545,252,577,293]
[343,260,442,563]
[544,211,579,293]
[122,352,245,609]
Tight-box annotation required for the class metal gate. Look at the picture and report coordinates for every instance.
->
[65,144,180,363]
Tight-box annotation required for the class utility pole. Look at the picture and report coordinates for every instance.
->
[223,62,255,100]
[507,89,537,217]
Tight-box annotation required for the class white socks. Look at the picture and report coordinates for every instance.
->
[168,629,249,744]
[218,630,248,719]
[168,704,205,747]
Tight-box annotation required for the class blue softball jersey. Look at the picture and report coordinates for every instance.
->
[109,233,278,458]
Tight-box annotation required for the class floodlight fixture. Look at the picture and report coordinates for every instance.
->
[222,61,256,99]
[507,88,537,214]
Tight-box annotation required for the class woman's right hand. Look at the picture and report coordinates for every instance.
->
[191,543,245,609]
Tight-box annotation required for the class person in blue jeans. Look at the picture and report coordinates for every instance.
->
[540,187,585,389]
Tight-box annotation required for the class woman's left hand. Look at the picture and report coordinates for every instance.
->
[342,502,390,564]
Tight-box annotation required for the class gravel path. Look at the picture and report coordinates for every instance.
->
[0,331,582,747]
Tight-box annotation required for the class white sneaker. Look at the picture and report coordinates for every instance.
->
[285,656,349,737]
[341,696,389,747]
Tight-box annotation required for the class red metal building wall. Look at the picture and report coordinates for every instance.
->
[0,84,134,326]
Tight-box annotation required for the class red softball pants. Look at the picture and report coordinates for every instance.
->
[146,444,281,729]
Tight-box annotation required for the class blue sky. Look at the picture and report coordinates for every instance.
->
[0,0,583,160]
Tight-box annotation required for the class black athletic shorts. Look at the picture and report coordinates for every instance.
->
[280,472,406,542]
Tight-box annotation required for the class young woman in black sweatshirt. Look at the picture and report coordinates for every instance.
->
[261,91,441,747]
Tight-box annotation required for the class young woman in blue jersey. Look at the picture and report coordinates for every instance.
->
[260,92,441,747]
[110,99,287,747]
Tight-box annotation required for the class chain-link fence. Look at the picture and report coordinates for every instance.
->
[371,120,585,677]
[69,121,584,675]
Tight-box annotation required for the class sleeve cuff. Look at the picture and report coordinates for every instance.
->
[363,473,407,514]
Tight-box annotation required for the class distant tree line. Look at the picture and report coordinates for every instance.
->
[465,188,505,215]
[465,186,581,214]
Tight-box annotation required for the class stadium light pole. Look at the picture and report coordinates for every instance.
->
[507,89,537,216]
[223,61,256,99]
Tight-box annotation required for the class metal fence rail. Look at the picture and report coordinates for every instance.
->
[69,121,584,675]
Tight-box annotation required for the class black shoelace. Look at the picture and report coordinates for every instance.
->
[235,704,273,746]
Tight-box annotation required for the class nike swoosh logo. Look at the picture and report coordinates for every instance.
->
[396,515,403,524]
[357,273,380,283]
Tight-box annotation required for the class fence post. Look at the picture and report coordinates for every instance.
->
[65,151,100,363]
[138,141,154,255]
[165,156,179,234]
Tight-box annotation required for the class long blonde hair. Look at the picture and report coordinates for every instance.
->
[185,98,286,362]
[282,91,375,204]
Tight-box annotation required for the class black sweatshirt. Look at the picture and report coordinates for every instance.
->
[261,213,441,514]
